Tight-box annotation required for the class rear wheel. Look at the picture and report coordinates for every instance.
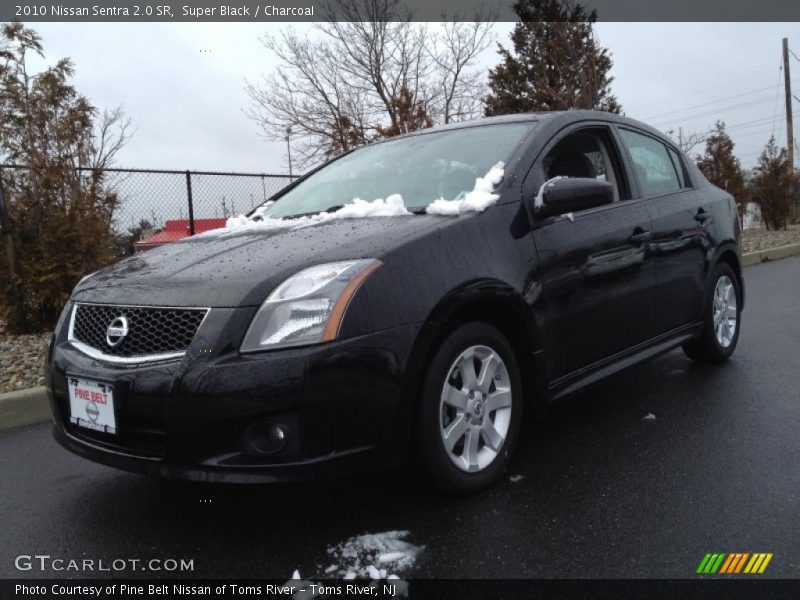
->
[417,322,523,494]
[683,263,741,363]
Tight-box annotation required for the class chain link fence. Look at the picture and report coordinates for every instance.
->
[1,164,296,257]
[96,167,295,232]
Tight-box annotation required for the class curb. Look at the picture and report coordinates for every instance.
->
[742,242,800,267]
[0,386,50,432]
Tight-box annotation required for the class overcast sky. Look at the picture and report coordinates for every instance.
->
[28,21,799,174]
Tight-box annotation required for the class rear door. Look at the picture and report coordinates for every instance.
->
[528,125,656,379]
[617,128,710,333]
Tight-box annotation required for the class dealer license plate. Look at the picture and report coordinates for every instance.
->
[67,377,117,434]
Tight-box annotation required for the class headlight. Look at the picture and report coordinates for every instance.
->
[240,259,382,352]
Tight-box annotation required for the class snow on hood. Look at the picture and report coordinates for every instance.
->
[201,194,411,238]
[425,161,505,216]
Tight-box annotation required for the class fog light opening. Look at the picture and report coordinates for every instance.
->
[243,421,293,456]
[268,424,287,450]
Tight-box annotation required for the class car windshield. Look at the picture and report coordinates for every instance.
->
[263,123,533,218]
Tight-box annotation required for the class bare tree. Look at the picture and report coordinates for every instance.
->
[92,106,133,171]
[244,0,494,169]
[429,18,495,124]
[667,128,708,155]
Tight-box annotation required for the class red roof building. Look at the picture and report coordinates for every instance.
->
[134,218,227,251]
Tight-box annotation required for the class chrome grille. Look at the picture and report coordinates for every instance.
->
[70,303,207,361]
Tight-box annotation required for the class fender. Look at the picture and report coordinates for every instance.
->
[705,240,745,311]
[401,278,550,419]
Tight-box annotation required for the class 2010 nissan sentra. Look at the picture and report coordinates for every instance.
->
[46,111,743,494]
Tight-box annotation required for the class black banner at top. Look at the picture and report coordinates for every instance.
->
[1,0,800,23]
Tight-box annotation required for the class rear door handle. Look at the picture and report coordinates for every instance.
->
[695,208,711,223]
[629,230,652,244]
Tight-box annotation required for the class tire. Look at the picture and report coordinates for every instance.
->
[417,322,523,495]
[683,262,741,363]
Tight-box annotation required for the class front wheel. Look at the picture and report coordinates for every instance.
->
[417,322,523,495]
[683,263,741,363]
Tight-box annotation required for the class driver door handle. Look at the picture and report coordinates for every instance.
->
[695,208,712,223]
[629,230,652,244]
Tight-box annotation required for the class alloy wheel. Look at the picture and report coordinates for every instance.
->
[439,345,512,473]
[713,275,737,348]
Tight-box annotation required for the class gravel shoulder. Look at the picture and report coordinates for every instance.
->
[741,224,800,253]
[0,320,50,394]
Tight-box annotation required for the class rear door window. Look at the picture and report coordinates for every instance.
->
[619,129,682,197]
[667,146,691,188]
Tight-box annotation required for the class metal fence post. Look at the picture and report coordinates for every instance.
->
[185,170,195,236]
[261,175,267,204]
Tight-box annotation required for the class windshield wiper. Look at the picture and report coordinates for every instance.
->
[277,205,345,220]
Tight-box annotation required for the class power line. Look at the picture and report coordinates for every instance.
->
[723,116,775,130]
[729,128,781,140]
[641,83,779,121]
[634,70,776,112]
[649,90,800,128]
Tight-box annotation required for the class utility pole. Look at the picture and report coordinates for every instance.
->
[782,38,796,220]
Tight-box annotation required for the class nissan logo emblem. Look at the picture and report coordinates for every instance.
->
[85,401,100,422]
[105,316,129,347]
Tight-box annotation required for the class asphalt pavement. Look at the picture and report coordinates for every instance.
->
[2,256,799,580]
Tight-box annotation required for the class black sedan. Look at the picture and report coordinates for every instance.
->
[47,111,743,493]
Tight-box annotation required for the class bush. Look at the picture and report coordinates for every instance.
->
[0,23,129,333]
[751,137,794,231]
[0,167,118,333]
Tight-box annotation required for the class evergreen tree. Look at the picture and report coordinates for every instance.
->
[696,121,746,221]
[485,0,621,116]
[751,136,792,231]
[0,23,129,333]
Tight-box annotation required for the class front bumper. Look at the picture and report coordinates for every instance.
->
[47,307,421,483]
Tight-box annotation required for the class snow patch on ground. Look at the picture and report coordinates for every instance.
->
[201,195,411,237]
[285,531,420,598]
[326,530,421,580]
[534,176,568,210]
[426,162,505,216]
[643,413,656,421]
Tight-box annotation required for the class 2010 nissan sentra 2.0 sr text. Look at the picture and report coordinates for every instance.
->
[47,111,744,494]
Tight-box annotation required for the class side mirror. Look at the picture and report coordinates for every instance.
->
[538,177,614,217]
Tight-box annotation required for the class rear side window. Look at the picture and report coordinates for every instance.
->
[667,146,691,188]
[619,129,682,196]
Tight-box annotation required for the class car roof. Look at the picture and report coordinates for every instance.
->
[396,110,672,147]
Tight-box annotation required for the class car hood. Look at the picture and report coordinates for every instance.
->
[73,215,451,307]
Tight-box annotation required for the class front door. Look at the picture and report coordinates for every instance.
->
[528,126,656,379]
